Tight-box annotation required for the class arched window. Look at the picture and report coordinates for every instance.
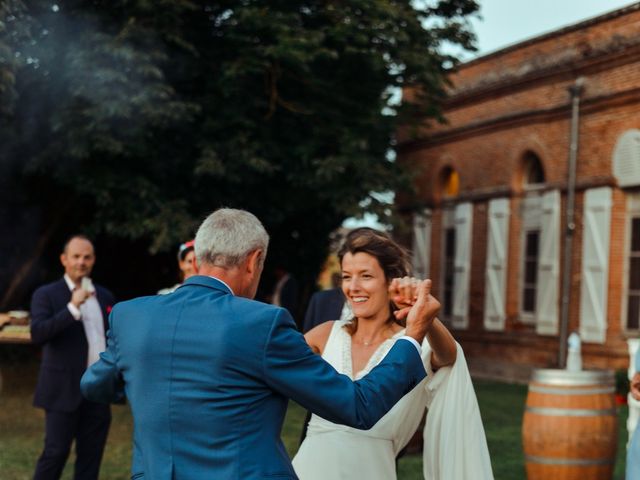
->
[624,194,640,331]
[437,166,471,328]
[442,167,460,198]
[517,151,559,334]
[522,152,545,187]
[519,152,545,323]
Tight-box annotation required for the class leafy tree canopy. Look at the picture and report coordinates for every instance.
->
[1,0,477,305]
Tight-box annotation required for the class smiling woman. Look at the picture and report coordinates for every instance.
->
[293,227,492,480]
[340,251,409,374]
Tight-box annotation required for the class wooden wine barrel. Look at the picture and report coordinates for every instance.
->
[522,369,618,480]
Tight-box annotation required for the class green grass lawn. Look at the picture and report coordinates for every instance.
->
[0,359,630,479]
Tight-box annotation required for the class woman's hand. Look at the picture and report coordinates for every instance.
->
[388,276,419,311]
[389,277,440,342]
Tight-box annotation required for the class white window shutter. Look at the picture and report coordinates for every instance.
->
[484,198,510,331]
[452,202,473,329]
[412,209,432,279]
[579,187,612,343]
[535,190,561,335]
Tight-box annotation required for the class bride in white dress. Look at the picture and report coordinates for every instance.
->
[292,228,493,480]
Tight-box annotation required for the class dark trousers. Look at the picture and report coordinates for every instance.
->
[33,400,111,480]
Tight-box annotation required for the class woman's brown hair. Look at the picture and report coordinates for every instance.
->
[337,228,412,334]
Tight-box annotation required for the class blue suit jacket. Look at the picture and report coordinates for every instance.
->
[302,288,345,333]
[81,276,426,480]
[31,278,115,412]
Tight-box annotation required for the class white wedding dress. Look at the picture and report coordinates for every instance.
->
[292,320,494,480]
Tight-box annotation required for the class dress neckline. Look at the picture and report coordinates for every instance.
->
[338,322,405,380]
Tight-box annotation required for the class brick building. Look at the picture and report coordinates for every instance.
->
[397,4,640,380]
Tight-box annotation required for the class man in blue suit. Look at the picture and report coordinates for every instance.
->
[31,235,115,479]
[81,208,437,479]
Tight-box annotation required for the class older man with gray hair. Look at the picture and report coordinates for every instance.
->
[81,208,439,480]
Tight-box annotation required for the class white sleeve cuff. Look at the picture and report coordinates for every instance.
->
[398,336,421,354]
[67,302,82,320]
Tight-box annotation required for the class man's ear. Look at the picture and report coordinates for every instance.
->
[246,249,263,274]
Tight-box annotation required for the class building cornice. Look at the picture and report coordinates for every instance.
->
[398,86,640,152]
[458,3,640,70]
[446,41,640,109]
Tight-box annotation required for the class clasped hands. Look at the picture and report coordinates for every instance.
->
[388,277,441,342]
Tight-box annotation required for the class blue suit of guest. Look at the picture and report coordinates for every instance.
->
[627,348,640,480]
[80,209,430,480]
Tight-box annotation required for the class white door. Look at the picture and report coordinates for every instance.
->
[484,198,510,331]
[579,187,612,343]
[536,190,561,336]
[452,202,473,329]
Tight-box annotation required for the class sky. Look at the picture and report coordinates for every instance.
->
[468,0,637,58]
[343,0,638,229]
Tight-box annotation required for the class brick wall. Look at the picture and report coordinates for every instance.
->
[397,5,640,379]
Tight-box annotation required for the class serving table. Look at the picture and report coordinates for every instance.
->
[0,312,32,392]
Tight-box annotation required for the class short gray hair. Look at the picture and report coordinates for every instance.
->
[194,208,269,268]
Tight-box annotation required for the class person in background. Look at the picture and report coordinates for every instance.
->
[270,265,299,317]
[627,348,640,480]
[30,235,115,480]
[158,240,196,294]
[302,280,350,334]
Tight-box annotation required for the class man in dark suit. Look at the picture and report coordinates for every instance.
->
[271,266,299,319]
[81,208,438,479]
[302,287,346,333]
[31,235,115,480]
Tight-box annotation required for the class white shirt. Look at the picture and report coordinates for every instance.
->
[64,275,106,367]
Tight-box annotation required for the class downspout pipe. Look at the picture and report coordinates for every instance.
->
[559,77,585,368]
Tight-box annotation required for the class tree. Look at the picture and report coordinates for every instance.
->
[0,0,478,310]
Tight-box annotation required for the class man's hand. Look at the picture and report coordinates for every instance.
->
[71,287,92,308]
[631,372,640,401]
[389,276,418,310]
[389,277,440,342]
